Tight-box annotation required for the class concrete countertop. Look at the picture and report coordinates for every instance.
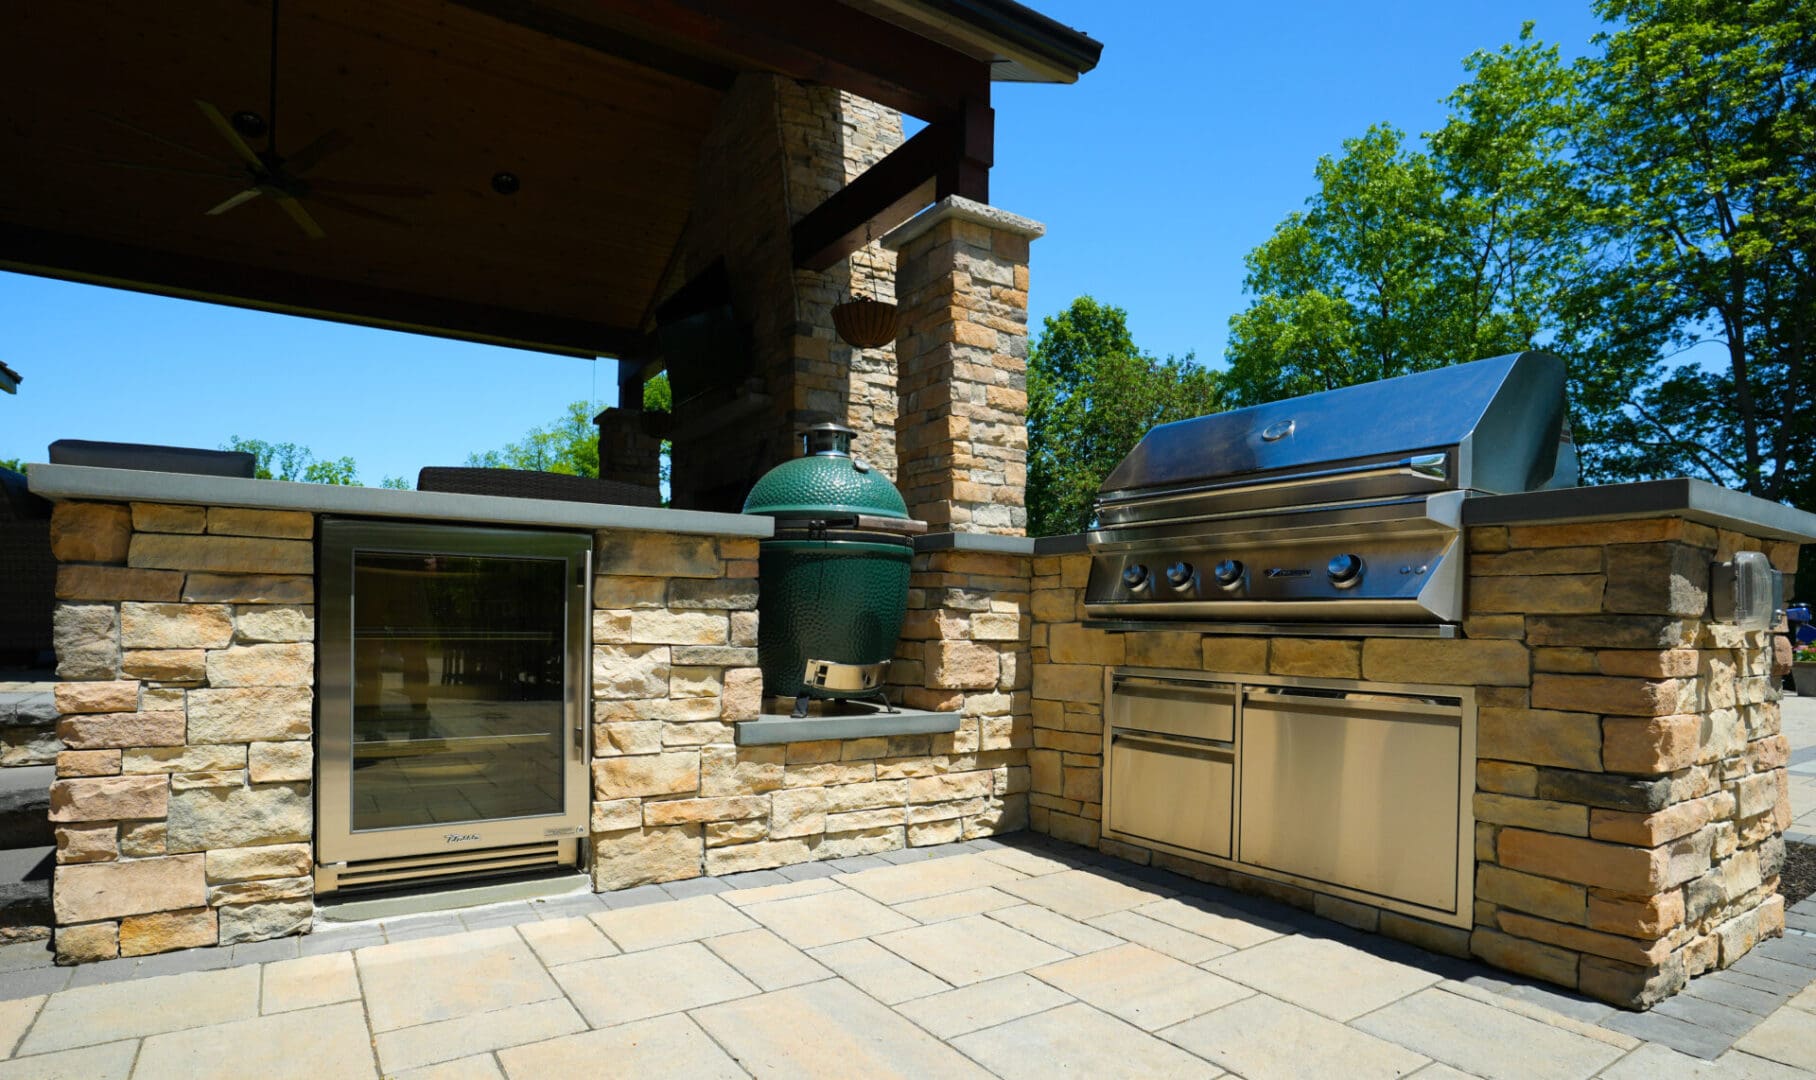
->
[25,464,774,539]
[1465,478,1816,542]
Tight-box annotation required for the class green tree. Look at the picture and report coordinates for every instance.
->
[465,401,600,477]
[223,437,359,485]
[1574,0,1816,502]
[1223,7,1814,495]
[644,373,673,492]
[1027,297,1221,536]
[0,458,22,474]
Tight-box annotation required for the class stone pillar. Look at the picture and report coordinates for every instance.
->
[48,501,315,963]
[593,407,661,492]
[884,197,1042,535]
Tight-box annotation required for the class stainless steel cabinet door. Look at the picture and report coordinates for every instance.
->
[1108,735,1234,858]
[1238,689,1461,913]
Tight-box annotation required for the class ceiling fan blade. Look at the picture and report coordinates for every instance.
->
[205,188,264,216]
[194,100,265,170]
[309,178,432,199]
[308,192,412,227]
[283,129,352,174]
[90,111,222,164]
[274,193,326,239]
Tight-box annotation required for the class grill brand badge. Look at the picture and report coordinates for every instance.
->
[1265,567,1310,578]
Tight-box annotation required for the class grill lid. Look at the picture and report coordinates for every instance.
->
[1096,352,1567,506]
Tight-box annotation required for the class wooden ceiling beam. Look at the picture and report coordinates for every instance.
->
[444,0,737,91]
[0,223,649,359]
[522,0,990,120]
[792,97,992,271]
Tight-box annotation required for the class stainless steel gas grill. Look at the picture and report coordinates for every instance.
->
[1084,351,1572,633]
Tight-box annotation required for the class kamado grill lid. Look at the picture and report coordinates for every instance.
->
[742,423,910,521]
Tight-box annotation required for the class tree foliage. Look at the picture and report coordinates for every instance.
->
[223,437,359,485]
[1225,4,1815,497]
[0,458,22,475]
[644,372,673,491]
[1027,297,1221,536]
[464,401,600,477]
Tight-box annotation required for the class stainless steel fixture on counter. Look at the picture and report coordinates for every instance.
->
[1084,351,1572,632]
[1103,668,1476,927]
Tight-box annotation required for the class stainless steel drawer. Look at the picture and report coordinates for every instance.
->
[1108,733,1233,858]
[1109,674,1235,743]
[1238,688,1461,913]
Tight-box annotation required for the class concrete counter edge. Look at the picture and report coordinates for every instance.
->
[24,463,774,539]
[1464,478,1816,543]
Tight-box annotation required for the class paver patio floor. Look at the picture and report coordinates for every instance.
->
[2,833,1814,1079]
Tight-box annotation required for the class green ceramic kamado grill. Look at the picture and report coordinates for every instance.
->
[742,423,925,716]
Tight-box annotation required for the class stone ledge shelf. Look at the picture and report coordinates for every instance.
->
[25,464,772,539]
[734,708,961,746]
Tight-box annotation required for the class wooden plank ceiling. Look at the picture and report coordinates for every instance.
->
[0,0,728,355]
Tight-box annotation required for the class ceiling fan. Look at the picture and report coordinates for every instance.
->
[89,0,428,238]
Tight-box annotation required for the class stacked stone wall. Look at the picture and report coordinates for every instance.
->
[589,534,1028,888]
[48,501,314,963]
[1026,517,1798,1007]
[668,74,905,509]
[885,201,1038,534]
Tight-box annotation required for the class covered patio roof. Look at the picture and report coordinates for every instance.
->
[0,0,1099,359]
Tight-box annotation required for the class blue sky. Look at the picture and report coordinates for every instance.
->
[0,2,1608,485]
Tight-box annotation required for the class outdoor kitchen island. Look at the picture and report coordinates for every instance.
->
[25,467,1023,965]
[1029,479,1816,1009]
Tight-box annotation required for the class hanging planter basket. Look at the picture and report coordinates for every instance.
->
[831,298,900,349]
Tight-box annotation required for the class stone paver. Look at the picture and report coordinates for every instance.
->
[1205,932,1441,1021]
[997,868,1167,920]
[1730,1002,1816,1072]
[692,978,992,1078]
[894,973,1073,1039]
[1597,1042,1811,1079]
[2,832,1814,1080]
[806,938,952,1004]
[872,914,1069,986]
[1354,987,1627,1080]
[894,886,1023,923]
[0,1039,138,1080]
[986,902,1122,954]
[0,999,41,1059]
[1032,943,1253,1031]
[355,927,561,1032]
[497,1013,745,1079]
[703,928,830,991]
[396,1056,508,1080]
[840,853,1029,905]
[552,940,758,1027]
[954,1000,1221,1079]
[741,884,916,948]
[516,915,620,967]
[17,963,259,1055]
[1161,993,1429,1079]
[260,951,361,1014]
[134,1001,377,1080]
[1087,908,1233,964]
[374,998,587,1074]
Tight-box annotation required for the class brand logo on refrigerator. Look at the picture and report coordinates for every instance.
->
[444,833,481,844]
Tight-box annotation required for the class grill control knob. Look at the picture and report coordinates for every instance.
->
[1327,553,1364,587]
[1165,562,1195,589]
[1212,559,1244,587]
[1121,564,1151,591]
